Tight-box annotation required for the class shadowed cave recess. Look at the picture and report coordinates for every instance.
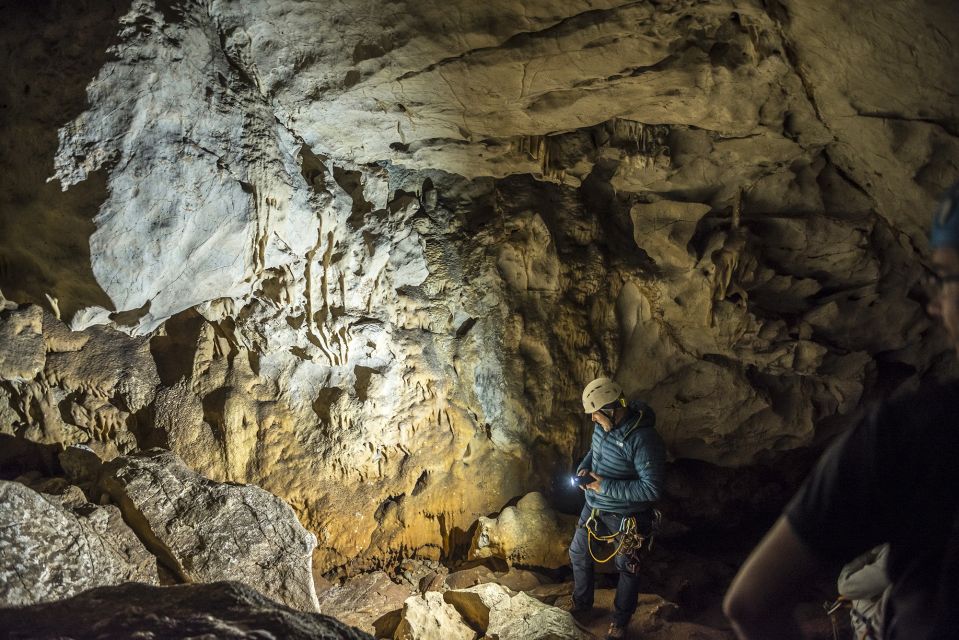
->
[1,0,958,638]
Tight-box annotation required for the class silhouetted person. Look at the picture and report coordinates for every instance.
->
[723,183,959,639]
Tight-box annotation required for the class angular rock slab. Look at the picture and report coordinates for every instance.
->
[99,448,319,611]
[394,591,476,640]
[0,480,158,606]
[469,492,577,569]
[318,570,414,634]
[0,580,372,640]
[445,583,589,640]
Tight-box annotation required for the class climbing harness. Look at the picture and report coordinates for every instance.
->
[583,508,662,567]
[823,597,847,640]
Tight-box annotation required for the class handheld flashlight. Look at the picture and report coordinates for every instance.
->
[570,474,590,487]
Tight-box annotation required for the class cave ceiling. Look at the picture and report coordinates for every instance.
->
[1,0,958,573]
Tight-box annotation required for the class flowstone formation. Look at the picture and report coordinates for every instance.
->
[2,0,958,600]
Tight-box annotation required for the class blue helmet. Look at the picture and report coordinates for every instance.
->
[930,182,959,250]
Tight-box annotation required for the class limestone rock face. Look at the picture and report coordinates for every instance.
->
[468,492,577,569]
[0,480,158,606]
[0,581,373,640]
[1,0,958,576]
[98,449,319,612]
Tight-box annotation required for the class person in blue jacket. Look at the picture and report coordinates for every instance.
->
[568,377,667,640]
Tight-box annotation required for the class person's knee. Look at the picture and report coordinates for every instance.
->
[569,532,586,561]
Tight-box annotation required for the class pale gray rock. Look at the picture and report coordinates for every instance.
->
[444,583,589,640]
[0,480,158,606]
[53,0,319,335]
[98,448,320,612]
[0,581,373,640]
[393,591,476,640]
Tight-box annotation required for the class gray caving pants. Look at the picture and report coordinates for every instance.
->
[568,504,651,627]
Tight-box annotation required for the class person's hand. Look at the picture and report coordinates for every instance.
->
[575,469,590,491]
[585,471,603,493]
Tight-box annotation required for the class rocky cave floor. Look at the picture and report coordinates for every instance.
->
[311,525,846,640]
[0,443,852,640]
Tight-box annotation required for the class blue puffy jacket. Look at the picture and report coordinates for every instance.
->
[576,399,666,515]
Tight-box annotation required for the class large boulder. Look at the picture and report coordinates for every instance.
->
[0,480,158,606]
[444,582,589,640]
[98,448,319,611]
[0,581,373,640]
[393,591,477,640]
[469,492,576,569]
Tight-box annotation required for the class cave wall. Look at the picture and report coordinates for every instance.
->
[1,0,958,574]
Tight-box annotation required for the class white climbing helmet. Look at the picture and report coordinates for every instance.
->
[581,377,624,413]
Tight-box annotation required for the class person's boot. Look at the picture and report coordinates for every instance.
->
[605,621,627,640]
[566,601,595,623]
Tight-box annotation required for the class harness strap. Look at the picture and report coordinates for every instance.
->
[584,509,640,563]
